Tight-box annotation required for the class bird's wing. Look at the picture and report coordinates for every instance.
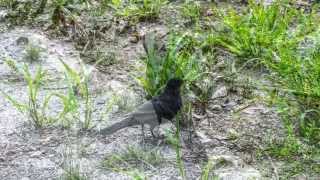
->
[132,100,158,124]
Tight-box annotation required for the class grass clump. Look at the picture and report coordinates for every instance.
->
[60,148,88,180]
[137,32,200,98]
[262,124,320,178]
[2,64,77,128]
[110,0,168,24]
[60,163,88,180]
[60,59,93,130]
[24,43,42,62]
[268,45,320,143]
[181,0,201,24]
[103,146,164,173]
[260,41,320,176]
[207,0,318,64]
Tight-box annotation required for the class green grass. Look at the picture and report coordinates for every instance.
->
[181,0,201,24]
[202,0,320,177]
[262,124,320,178]
[206,0,318,64]
[60,59,93,130]
[24,43,42,62]
[164,112,188,180]
[60,163,88,180]
[200,161,219,180]
[205,0,320,144]
[137,32,200,98]
[107,0,167,24]
[2,64,77,128]
[267,44,320,143]
[0,0,17,8]
[103,146,164,173]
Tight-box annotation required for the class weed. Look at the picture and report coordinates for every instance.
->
[0,0,17,8]
[191,78,215,113]
[267,38,320,143]
[207,0,318,64]
[181,0,201,24]
[4,0,33,24]
[127,171,147,180]
[59,59,93,130]
[103,146,164,172]
[4,57,21,75]
[110,0,168,24]
[60,163,87,180]
[24,43,42,62]
[2,64,77,128]
[164,114,186,179]
[60,147,88,180]
[200,161,218,180]
[137,32,200,98]
[82,49,117,66]
[262,123,320,178]
[113,91,139,113]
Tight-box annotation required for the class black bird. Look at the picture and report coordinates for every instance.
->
[99,78,183,138]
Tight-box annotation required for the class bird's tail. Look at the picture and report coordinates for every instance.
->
[99,116,139,135]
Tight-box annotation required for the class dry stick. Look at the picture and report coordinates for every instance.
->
[175,114,186,180]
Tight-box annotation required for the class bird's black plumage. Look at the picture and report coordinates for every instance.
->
[98,78,183,138]
[151,78,183,124]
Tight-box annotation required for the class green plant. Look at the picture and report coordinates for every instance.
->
[174,114,187,179]
[164,113,186,179]
[0,0,17,8]
[111,0,168,24]
[60,148,88,180]
[267,40,320,143]
[206,0,318,64]
[24,43,42,62]
[200,161,218,180]
[190,78,215,113]
[2,64,77,128]
[137,32,200,98]
[59,59,93,130]
[51,0,70,27]
[103,146,164,172]
[60,163,87,180]
[4,58,21,75]
[181,0,201,24]
[262,123,320,178]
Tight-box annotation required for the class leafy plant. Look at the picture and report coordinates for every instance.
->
[0,0,18,8]
[190,78,216,114]
[24,43,42,62]
[164,113,186,179]
[60,148,88,180]
[59,59,93,130]
[206,0,318,64]
[137,32,200,98]
[4,57,21,75]
[2,64,77,128]
[267,43,320,143]
[200,161,218,180]
[262,122,320,178]
[60,163,88,180]
[181,0,201,24]
[103,146,164,172]
[111,0,168,24]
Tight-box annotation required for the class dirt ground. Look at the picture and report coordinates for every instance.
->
[0,24,285,180]
[0,1,312,179]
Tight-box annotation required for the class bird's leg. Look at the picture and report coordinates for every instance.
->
[141,124,145,145]
[150,124,166,146]
[150,125,156,138]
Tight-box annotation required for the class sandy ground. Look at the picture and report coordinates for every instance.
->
[0,24,284,179]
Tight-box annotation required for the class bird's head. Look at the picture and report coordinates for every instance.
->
[166,78,184,90]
